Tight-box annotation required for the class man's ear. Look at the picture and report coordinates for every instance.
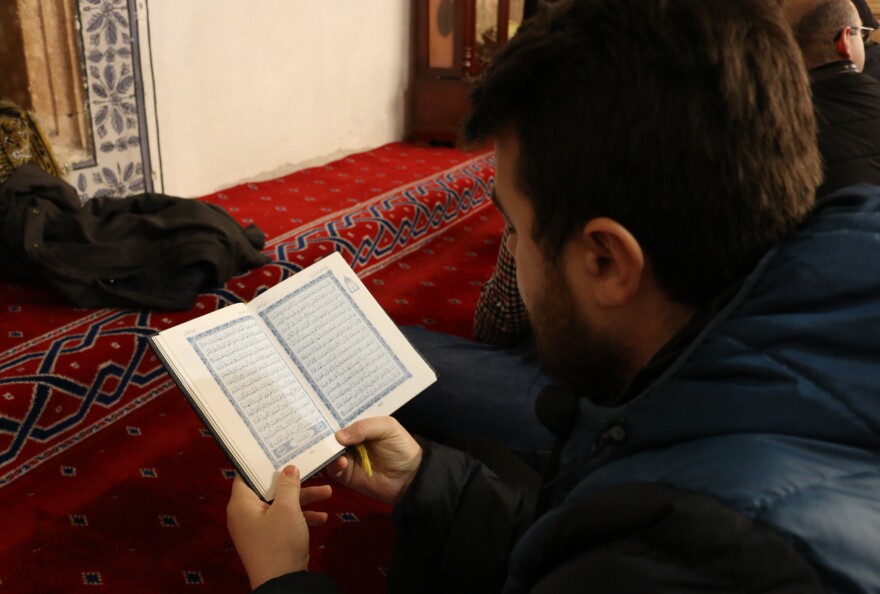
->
[835,27,853,60]
[573,217,645,307]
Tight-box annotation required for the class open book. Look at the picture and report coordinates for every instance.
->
[148,252,436,501]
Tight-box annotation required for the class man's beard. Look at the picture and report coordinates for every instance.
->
[529,264,633,407]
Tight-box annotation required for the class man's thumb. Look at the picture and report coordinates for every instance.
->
[273,465,302,508]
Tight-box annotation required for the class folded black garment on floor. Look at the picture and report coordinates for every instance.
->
[0,163,270,309]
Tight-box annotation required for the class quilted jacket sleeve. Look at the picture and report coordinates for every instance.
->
[389,441,536,592]
[513,482,826,594]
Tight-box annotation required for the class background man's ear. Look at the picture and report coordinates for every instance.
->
[577,218,645,307]
[835,27,853,59]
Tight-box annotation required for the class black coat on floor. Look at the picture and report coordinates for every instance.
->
[0,163,270,309]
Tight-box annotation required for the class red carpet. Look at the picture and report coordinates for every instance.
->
[0,143,502,592]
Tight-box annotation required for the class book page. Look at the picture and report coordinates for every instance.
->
[186,316,332,466]
[149,304,344,501]
[250,252,437,426]
[258,271,409,425]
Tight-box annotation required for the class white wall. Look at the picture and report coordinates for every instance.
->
[139,1,411,197]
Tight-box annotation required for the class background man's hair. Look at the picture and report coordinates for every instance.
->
[791,0,859,65]
[463,0,821,307]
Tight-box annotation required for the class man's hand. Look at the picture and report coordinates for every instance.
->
[227,466,332,590]
[325,416,422,505]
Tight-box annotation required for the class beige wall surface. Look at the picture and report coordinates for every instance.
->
[140,0,412,197]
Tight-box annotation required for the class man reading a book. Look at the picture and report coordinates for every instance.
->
[227,0,880,591]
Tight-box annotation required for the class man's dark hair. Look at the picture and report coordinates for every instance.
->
[463,0,821,307]
[791,0,860,66]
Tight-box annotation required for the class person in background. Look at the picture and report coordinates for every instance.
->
[850,0,880,78]
[786,0,880,196]
[228,0,880,591]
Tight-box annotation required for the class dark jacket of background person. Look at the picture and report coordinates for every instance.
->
[0,163,270,309]
[254,187,880,593]
[864,43,880,79]
[811,61,880,197]
[850,0,880,78]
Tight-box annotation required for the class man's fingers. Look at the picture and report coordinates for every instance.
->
[231,474,257,497]
[227,474,269,531]
[303,510,329,527]
[336,416,403,446]
[229,474,264,509]
[300,484,332,506]
[324,453,352,482]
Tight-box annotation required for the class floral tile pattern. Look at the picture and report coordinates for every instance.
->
[68,0,151,201]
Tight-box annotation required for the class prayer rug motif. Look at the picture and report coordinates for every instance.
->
[0,144,495,487]
[0,143,505,594]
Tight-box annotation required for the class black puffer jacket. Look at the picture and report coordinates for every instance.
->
[810,60,880,197]
[0,163,270,309]
[253,190,880,594]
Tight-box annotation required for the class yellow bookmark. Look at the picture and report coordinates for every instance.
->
[355,444,373,477]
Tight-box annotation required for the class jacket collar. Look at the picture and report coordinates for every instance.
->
[810,60,859,82]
